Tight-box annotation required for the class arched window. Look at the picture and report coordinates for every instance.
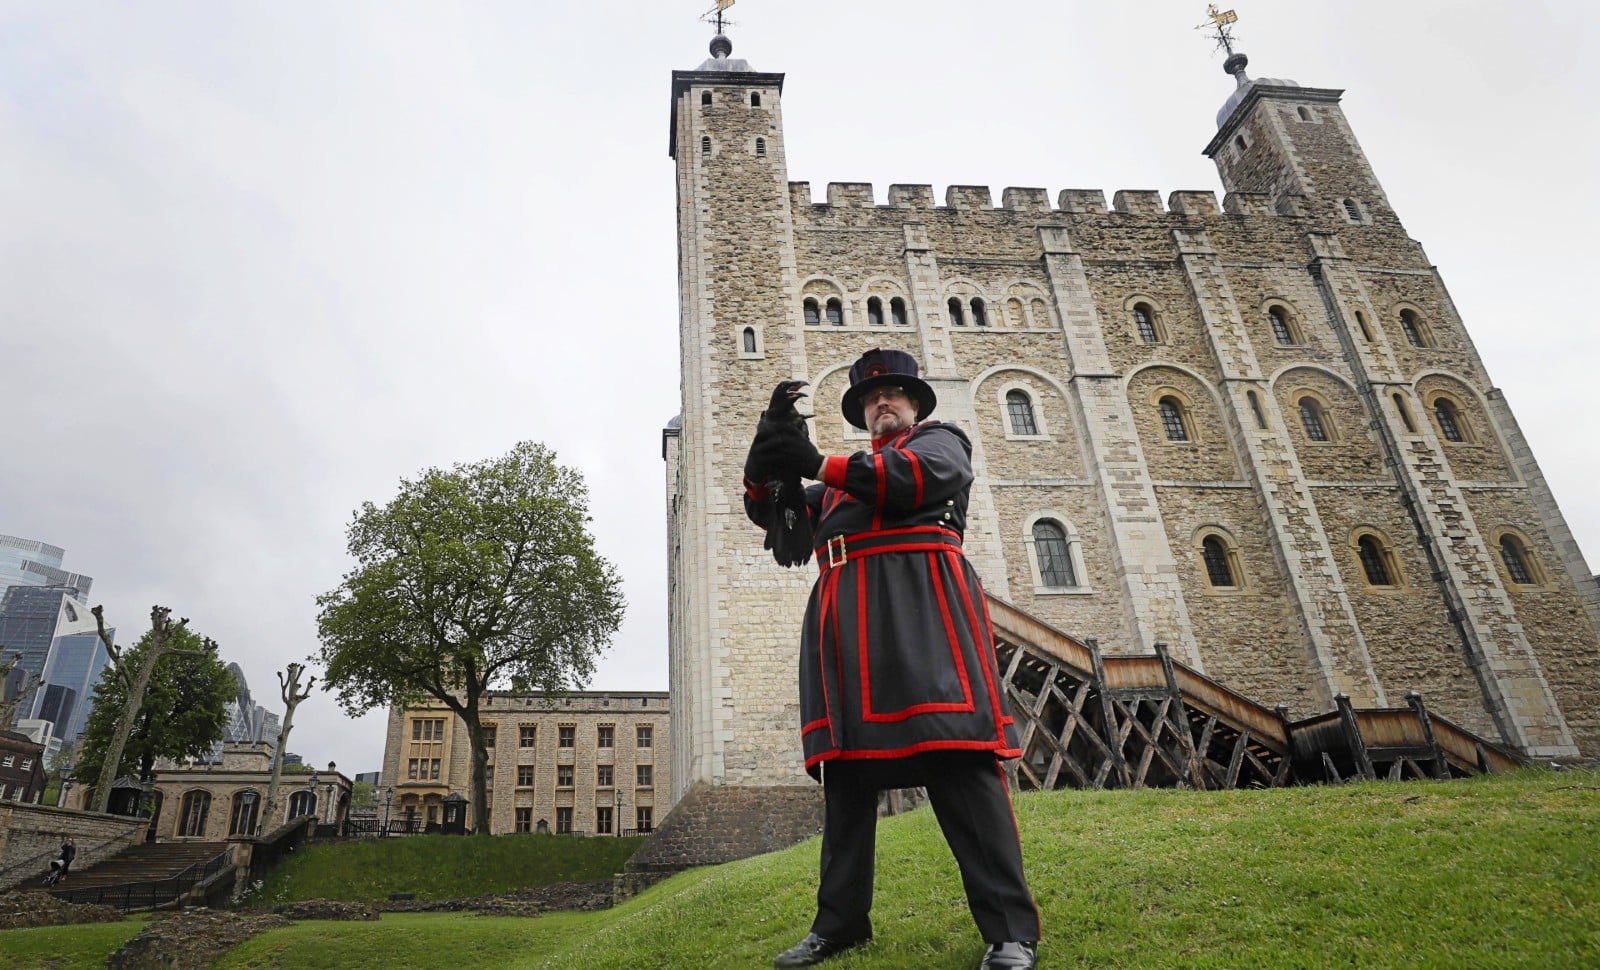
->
[700,91,712,107]
[1235,134,1248,151]
[1433,397,1466,442]
[178,791,210,838]
[1158,396,1190,442]
[1399,309,1427,348]
[1393,393,1417,432]
[229,790,260,837]
[1247,390,1267,429]
[1298,397,1331,441]
[948,297,966,326]
[1498,534,1537,585]
[1269,306,1296,345]
[825,297,844,326]
[1006,390,1039,436]
[1355,311,1373,342]
[972,298,989,327]
[742,327,757,353]
[1356,535,1394,586]
[1342,198,1362,222]
[866,297,884,326]
[288,790,314,819]
[750,92,761,107]
[755,137,766,157]
[802,298,820,326]
[1297,106,1313,122]
[700,135,711,156]
[1032,521,1076,587]
[1200,535,1237,587]
[1133,304,1159,343]
[890,297,908,327]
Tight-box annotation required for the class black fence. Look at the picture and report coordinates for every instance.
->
[50,849,231,912]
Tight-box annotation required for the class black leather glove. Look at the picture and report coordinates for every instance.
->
[744,432,772,483]
[750,426,825,480]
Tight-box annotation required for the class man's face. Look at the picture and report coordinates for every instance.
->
[863,385,918,436]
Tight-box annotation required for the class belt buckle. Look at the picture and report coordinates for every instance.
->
[825,534,847,568]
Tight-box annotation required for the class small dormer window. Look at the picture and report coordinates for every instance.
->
[750,92,761,107]
[701,91,712,107]
[1297,106,1313,122]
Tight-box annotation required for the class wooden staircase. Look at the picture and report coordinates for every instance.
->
[987,595,1523,791]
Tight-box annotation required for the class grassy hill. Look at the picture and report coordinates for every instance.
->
[2,768,1597,969]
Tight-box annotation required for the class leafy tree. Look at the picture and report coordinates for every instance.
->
[75,622,235,807]
[351,781,377,813]
[317,440,625,834]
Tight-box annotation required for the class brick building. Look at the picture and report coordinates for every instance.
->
[659,33,1600,856]
[0,730,46,804]
[380,692,670,836]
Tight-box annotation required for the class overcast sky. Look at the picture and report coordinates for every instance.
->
[2,2,1594,779]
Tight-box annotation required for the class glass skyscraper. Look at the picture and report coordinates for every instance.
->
[0,586,100,729]
[31,629,112,743]
[0,534,92,601]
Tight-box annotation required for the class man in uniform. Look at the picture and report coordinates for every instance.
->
[744,348,1041,970]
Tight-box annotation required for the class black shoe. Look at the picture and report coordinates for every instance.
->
[773,932,871,968]
[979,941,1038,970]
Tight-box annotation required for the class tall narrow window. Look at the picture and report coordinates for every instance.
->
[1399,309,1426,347]
[750,92,761,107]
[1298,398,1329,441]
[972,298,989,327]
[1297,106,1313,121]
[179,791,211,837]
[825,298,844,326]
[803,298,820,326]
[755,137,766,157]
[1357,535,1393,585]
[1201,536,1236,587]
[1133,304,1158,343]
[229,791,260,836]
[700,136,711,156]
[741,327,756,353]
[1434,398,1465,442]
[1393,393,1416,432]
[1342,198,1362,222]
[890,297,908,326]
[700,91,712,107]
[1032,521,1076,587]
[1269,307,1295,345]
[1006,390,1039,436]
[1247,390,1267,429]
[1355,311,1373,342]
[948,297,966,326]
[595,807,613,835]
[1159,397,1189,442]
[1500,535,1535,585]
[866,297,884,326]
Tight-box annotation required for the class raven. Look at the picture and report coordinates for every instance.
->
[756,380,815,567]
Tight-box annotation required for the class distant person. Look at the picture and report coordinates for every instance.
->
[744,349,1041,970]
[45,837,75,885]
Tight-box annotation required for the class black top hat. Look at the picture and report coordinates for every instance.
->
[840,348,937,430]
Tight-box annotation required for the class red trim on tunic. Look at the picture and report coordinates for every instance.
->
[744,477,771,501]
[903,447,924,508]
[871,452,886,530]
[806,738,1023,771]
[802,717,831,736]
[821,455,849,489]
[951,559,1010,745]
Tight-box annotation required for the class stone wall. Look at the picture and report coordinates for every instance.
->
[0,803,146,889]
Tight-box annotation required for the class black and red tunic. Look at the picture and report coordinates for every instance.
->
[746,420,1021,781]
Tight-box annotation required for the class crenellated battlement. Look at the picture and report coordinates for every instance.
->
[784,181,1306,221]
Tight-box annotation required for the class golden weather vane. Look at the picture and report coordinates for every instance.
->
[701,0,737,35]
[1196,5,1240,56]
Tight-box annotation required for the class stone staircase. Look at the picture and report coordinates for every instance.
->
[40,841,231,910]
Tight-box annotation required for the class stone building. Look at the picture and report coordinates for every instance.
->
[380,691,670,836]
[660,34,1600,848]
[0,730,46,803]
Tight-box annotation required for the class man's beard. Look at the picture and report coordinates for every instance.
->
[871,412,906,436]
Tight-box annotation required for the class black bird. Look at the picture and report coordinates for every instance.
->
[758,380,815,567]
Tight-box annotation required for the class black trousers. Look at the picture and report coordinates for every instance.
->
[811,754,1041,944]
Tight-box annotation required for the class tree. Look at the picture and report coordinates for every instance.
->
[76,617,234,811]
[258,662,315,835]
[317,440,625,835]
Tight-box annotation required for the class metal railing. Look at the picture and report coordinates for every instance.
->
[50,848,231,912]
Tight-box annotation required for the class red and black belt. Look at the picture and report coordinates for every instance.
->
[815,525,965,575]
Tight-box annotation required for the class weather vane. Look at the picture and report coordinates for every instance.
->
[1196,5,1239,56]
[701,0,737,35]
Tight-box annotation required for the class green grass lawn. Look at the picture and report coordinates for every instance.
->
[244,831,645,905]
[4,769,1598,969]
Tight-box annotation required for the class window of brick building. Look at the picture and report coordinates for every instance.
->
[890,297,908,327]
[596,807,613,835]
[1159,397,1190,442]
[637,725,654,748]
[825,298,844,326]
[516,808,533,833]
[1200,535,1238,588]
[1399,309,1429,348]
[1133,304,1159,343]
[179,791,210,837]
[1269,306,1298,345]
[556,807,573,834]
[517,765,535,788]
[948,297,966,326]
[1499,534,1539,586]
[519,725,536,747]
[559,725,575,748]
[1356,534,1397,587]
[1006,390,1039,436]
[1433,397,1468,443]
[597,725,614,748]
[597,764,613,787]
[636,807,654,833]
[1298,397,1331,442]
[637,764,653,788]
[867,297,884,326]
[803,298,820,326]
[481,725,496,748]
[557,765,574,788]
[1031,521,1076,588]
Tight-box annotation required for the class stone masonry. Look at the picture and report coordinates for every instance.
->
[661,37,1600,867]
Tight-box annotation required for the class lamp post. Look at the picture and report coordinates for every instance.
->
[139,773,154,818]
[58,762,73,808]
[307,770,319,822]
[325,762,336,825]
[240,788,258,836]
[383,786,394,836]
